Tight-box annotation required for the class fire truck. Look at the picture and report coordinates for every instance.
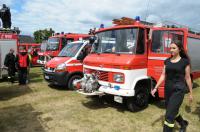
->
[19,43,41,66]
[74,17,200,111]
[0,29,19,79]
[37,33,91,65]
[43,40,93,89]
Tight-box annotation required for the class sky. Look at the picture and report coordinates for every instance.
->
[0,0,200,36]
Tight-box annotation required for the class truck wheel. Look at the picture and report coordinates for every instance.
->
[127,86,149,112]
[67,75,82,90]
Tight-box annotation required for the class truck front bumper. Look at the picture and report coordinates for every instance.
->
[99,85,135,97]
[43,70,70,86]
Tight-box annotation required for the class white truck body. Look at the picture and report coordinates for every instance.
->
[0,38,17,79]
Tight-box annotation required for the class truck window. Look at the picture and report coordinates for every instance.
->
[136,29,145,54]
[67,38,74,44]
[78,44,92,60]
[61,38,67,49]
[95,28,138,54]
[151,30,184,54]
[58,43,82,57]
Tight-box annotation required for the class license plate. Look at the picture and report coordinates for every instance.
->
[114,96,123,103]
[45,75,49,79]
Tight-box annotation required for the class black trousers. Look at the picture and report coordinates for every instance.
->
[8,66,15,83]
[164,83,185,132]
[18,68,28,84]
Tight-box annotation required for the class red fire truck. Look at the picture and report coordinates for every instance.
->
[43,40,92,88]
[74,17,200,111]
[0,29,19,79]
[37,33,91,65]
[19,43,41,66]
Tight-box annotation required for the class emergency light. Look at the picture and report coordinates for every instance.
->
[135,16,140,21]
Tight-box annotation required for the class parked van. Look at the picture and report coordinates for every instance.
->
[38,33,90,65]
[43,40,92,89]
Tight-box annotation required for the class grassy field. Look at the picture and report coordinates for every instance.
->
[0,67,199,132]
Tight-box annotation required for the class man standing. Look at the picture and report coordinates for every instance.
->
[0,4,11,29]
[15,47,30,85]
[4,48,16,83]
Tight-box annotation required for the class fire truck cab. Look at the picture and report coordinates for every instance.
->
[37,33,90,65]
[74,17,200,111]
[43,40,93,89]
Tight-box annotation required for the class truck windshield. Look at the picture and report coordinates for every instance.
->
[94,28,138,54]
[47,38,59,51]
[40,42,47,52]
[58,43,83,57]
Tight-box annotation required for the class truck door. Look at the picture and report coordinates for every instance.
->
[147,28,187,98]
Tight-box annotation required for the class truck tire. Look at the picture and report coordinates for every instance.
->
[67,75,82,90]
[127,85,149,112]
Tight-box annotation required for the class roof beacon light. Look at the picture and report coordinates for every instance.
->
[135,16,140,22]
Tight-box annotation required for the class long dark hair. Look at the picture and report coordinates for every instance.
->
[170,40,190,60]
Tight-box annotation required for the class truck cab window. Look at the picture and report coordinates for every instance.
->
[151,30,184,54]
[78,44,92,60]
[61,38,67,48]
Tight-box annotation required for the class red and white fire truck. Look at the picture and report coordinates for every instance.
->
[74,17,200,111]
[0,29,19,79]
[37,33,91,65]
[43,40,93,88]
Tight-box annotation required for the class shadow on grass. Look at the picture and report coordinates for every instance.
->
[187,101,200,122]
[0,77,8,83]
[0,84,32,101]
[30,78,44,83]
[150,99,166,109]
[82,95,128,112]
[0,104,46,132]
[193,82,199,89]
[48,83,68,91]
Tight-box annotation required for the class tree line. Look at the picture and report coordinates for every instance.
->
[33,28,55,43]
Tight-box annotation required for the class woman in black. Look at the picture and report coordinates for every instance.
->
[151,40,193,132]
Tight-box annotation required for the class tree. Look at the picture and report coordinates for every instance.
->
[33,28,55,43]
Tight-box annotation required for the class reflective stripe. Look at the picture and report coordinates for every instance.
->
[175,112,180,118]
[164,121,174,128]
[148,57,168,60]
[66,63,82,66]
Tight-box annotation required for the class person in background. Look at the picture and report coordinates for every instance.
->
[4,48,16,83]
[27,48,32,83]
[15,47,30,85]
[151,40,193,132]
[0,4,11,29]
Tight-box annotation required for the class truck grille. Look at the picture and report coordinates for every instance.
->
[85,69,109,81]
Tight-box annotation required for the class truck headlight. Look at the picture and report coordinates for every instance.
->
[113,73,124,83]
[56,63,66,71]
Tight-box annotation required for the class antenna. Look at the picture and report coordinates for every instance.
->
[145,0,150,22]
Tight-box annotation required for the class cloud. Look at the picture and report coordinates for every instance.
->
[1,0,200,35]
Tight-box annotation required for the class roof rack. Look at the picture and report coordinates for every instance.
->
[112,17,154,26]
[160,20,200,35]
[112,17,200,35]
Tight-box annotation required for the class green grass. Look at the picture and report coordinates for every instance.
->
[0,67,199,132]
